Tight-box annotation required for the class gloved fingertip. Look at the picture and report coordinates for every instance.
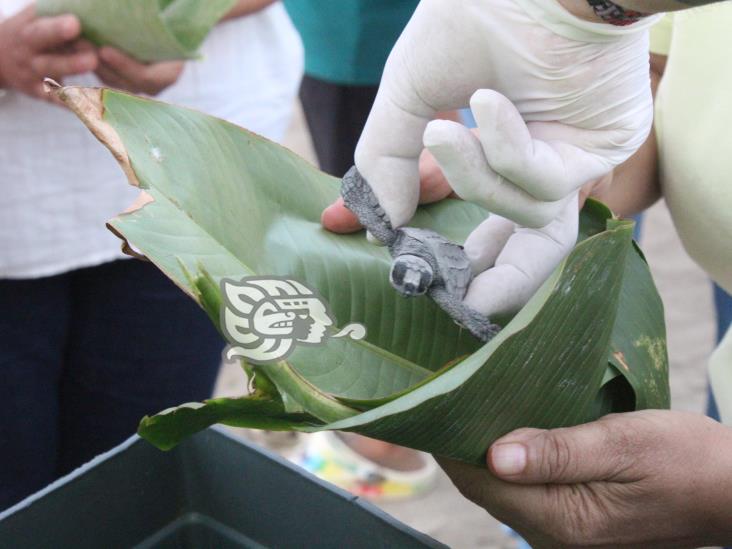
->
[423,119,462,150]
[469,89,510,120]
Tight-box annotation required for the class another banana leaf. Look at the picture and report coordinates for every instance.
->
[37,0,236,62]
[52,85,670,464]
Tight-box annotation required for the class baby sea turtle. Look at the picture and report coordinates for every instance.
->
[341,166,500,342]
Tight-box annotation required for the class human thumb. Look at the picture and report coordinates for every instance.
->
[488,422,629,485]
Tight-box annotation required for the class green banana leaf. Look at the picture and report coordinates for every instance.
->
[53,85,670,464]
[37,0,236,62]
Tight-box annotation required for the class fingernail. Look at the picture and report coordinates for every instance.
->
[62,16,79,36]
[491,443,527,476]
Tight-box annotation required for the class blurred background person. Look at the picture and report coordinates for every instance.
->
[0,0,302,510]
[647,10,732,422]
[283,0,443,501]
[285,0,419,179]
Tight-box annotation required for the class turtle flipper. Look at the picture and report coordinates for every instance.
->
[341,166,397,246]
[341,166,501,342]
[429,287,501,342]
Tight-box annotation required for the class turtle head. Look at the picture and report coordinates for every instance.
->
[390,254,434,297]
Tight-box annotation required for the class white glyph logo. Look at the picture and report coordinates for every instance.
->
[221,277,367,365]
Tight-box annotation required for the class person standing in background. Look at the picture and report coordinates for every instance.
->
[648,19,732,422]
[647,11,732,425]
[284,0,418,178]
[283,0,441,501]
[0,0,302,511]
[286,0,456,236]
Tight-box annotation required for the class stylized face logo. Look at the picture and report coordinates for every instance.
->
[221,277,365,365]
[251,296,333,343]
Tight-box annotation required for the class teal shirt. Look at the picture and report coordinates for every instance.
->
[284,0,419,86]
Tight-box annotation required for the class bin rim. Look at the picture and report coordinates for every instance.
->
[0,427,445,548]
[0,435,140,521]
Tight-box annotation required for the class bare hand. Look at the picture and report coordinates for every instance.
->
[439,410,732,548]
[0,5,97,100]
[321,148,455,233]
[322,139,606,234]
[95,47,184,96]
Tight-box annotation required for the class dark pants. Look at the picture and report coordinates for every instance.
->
[299,75,379,177]
[714,283,732,343]
[0,259,224,510]
[707,284,732,420]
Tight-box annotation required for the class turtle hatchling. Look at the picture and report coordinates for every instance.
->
[341,166,500,342]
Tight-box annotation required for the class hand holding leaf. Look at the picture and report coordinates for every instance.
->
[37,0,237,62]
[95,47,184,96]
[49,84,671,463]
[0,6,97,100]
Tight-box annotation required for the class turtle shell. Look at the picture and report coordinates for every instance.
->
[392,228,473,300]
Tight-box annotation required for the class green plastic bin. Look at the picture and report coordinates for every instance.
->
[0,427,443,548]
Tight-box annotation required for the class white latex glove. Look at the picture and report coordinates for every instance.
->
[425,115,581,316]
[354,0,656,317]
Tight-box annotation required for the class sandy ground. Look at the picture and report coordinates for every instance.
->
[214,104,718,548]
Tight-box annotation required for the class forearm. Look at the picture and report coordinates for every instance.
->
[592,126,660,217]
[704,426,732,546]
[592,55,666,217]
[617,0,723,12]
[559,0,725,22]
[223,0,276,20]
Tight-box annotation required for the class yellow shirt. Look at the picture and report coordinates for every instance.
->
[650,8,732,421]
[651,8,732,294]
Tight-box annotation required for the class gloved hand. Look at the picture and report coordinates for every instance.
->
[422,104,582,318]
[327,0,656,317]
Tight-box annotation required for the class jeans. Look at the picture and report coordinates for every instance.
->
[714,284,732,343]
[707,284,732,420]
[299,75,379,178]
[0,259,224,510]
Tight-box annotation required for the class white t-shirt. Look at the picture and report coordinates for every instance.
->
[0,1,303,279]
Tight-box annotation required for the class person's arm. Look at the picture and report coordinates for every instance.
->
[222,0,277,20]
[0,6,97,100]
[616,0,725,12]
[94,0,278,96]
[560,0,727,22]
[94,48,184,97]
[590,53,667,217]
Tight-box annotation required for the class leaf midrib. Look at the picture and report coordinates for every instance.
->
[108,98,433,388]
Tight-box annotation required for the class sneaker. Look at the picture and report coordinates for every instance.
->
[292,431,438,501]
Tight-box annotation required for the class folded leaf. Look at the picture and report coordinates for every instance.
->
[37,0,236,61]
[54,85,670,464]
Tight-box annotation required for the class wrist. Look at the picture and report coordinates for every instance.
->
[557,0,651,26]
[221,0,275,21]
[700,426,732,545]
[556,0,605,22]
